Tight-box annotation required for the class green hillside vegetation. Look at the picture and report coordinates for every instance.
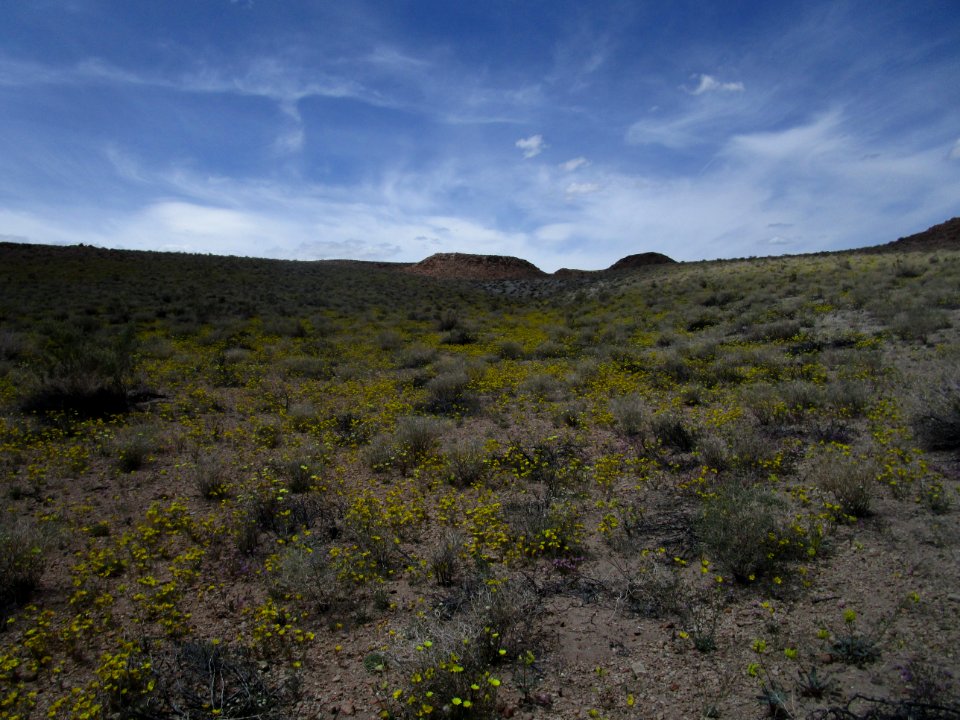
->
[1,240,959,719]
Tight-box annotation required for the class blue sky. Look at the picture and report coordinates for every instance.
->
[2,1,959,271]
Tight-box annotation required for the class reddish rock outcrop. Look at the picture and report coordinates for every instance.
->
[405,253,546,280]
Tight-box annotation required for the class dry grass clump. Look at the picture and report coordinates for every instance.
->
[444,438,489,487]
[424,369,472,414]
[912,378,960,453]
[142,640,300,719]
[610,393,649,437]
[388,576,538,715]
[802,443,879,518]
[697,485,789,581]
[0,517,52,615]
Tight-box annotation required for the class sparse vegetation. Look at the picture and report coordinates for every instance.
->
[1,240,959,718]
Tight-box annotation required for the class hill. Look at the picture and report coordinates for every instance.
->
[606,251,677,271]
[869,216,960,253]
[404,252,547,280]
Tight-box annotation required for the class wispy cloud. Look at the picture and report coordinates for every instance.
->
[560,157,589,171]
[685,73,745,95]
[516,134,547,159]
[565,182,601,196]
[950,139,960,161]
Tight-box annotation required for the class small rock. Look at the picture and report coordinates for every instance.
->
[631,661,647,676]
[947,594,960,603]
[533,692,553,707]
[339,703,355,716]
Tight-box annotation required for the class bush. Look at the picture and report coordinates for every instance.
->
[396,344,436,369]
[622,556,684,618]
[445,438,488,487]
[390,577,537,717]
[137,640,300,719]
[518,373,564,400]
[115,432,154,473]
[195,457,231,500]
[269,455,323,494]
[803,444,878,518]
[429,532,464,586]
[0,518,50,615]
[610,394,649,437]
[21,322,138,417]
[698,485,787,581]
[270,542,343,613]
[891,307,950,343]
[366,416,447,473]
[496,340,524,359]
[913,379,960,452]
[439,327,476,345]
[652,410,697,452]
[424,370,472,414]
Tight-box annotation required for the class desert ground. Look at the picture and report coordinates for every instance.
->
[1,220,959,719]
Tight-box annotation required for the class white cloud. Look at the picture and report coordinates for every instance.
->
[724,111,845,162]
[535,223,576,242]
[686,73,744,95]
[516,134,546,159]
[560,157,589,172]
[625,114,706,148]
[565,182,601,196]
[950,139,960,160]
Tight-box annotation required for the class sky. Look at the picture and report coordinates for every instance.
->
[2,1,960,272]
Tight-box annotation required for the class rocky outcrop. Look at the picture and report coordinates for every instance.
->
[873,217,960,253]
[405,253,546,280]
[606,252,676,271]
